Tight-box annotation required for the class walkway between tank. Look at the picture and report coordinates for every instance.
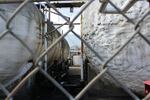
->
[0,0,150,100]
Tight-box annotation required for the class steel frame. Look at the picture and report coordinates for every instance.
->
[0,0,150,100]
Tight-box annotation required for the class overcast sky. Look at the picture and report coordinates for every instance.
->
[50,8,81,49]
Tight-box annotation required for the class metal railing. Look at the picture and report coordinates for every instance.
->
[0,0,150,100]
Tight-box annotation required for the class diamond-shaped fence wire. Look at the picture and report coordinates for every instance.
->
[0,0,150,100]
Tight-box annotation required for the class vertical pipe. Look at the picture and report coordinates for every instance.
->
[81,15,83,54]
[61,31,64,61]
[42,6,48,71]
[80,60,84,81]
[44,20,48,71]
[49,8,51,21]
[80,15,84,81]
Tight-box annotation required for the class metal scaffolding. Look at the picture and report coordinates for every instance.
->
[0,0,150,100]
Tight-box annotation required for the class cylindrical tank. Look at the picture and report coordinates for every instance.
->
[0,3,69,84]
[82,0,150,95]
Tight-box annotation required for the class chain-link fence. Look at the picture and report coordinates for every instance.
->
[0,0,150,100]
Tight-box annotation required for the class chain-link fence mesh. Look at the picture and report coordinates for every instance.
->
[0,0,150,100]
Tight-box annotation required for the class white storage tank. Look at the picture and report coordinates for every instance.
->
[73,54,83,66]
[0,3,43,84]
[0,3,70,84]
[73,52,84,80]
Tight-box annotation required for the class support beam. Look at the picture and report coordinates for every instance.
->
[53,23,80,25]
[46,2,84,8]
[36,2,84,8]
